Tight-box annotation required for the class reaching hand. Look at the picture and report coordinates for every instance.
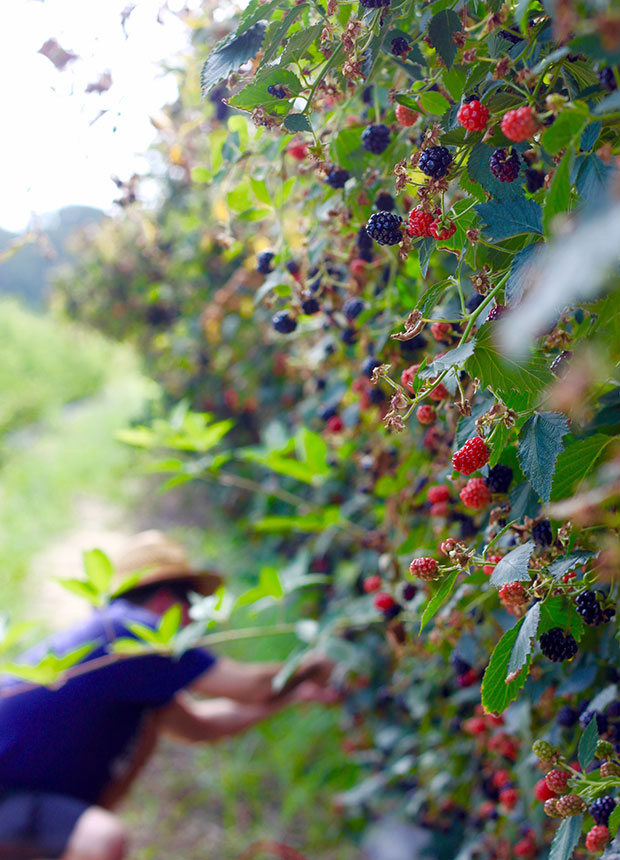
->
[291,681,342,705]
[297,653,335,688]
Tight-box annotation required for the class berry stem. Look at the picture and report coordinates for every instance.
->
[458,272,509,345]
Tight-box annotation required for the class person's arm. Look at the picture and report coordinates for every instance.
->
[159,683,338,743]
[188,653,334,705]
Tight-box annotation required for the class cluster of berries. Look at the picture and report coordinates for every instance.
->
[539,627,578,662]
[498,582,528,615]
[407,207,456,241]
[452,436,489,475]
[267,84,287,99]
[575,590,615,626]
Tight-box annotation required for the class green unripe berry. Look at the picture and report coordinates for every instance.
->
[596,740,615,759]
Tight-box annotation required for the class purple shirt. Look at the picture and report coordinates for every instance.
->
[0,600,216,803]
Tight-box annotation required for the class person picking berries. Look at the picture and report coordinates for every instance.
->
[0,531,337,860]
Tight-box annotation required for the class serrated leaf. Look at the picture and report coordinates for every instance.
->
[419,339,475,378]
[506,243,544,307]
[578,716,599,771]
[574,153,615,202]
[262,4,307,65]
[547,552,593,581]
[544,147,574,233]
[490,540,534,586]
[476,198,543,241]
[481,619,531,714]
[539,596,584,641]
[507,603,541,675]
[467,143,523,200]
[228,68,302,110]
[200,23,267,96]
[551,433,613,501]
[237,0,289,34]
[283,113,311,133]
[541,112,588,156]
[549,815,582,860]
[580,121,602,152]
[518,411,570,503]
[508,481,541,522]
[419,570,460,632]
[427,9,461,70]
[608,805,620,838]
[418,91,451,115]
[279,23,323,66]
[416,281,448,316]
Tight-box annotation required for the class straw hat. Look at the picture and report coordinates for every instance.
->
[113,530,223,597]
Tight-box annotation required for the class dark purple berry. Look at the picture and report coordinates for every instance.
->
[301,296,321,315]
[366,211,403,245]
[556,705,578,727]
[318,403,338,422]
[450,653,471,675]
[418,146,452,179]
[599,67,618,91]
[362,123,392,154]
[257,251,274,275]
[343,297,366,320]
[374,191,395,211]
[361,356,381,378]
[286,259,301,276]
[368,388,386,405]
[580,710,608,734]
[489,148,520,182]
[487,304,508,321]
[390,36,409,56]
[539,628,578,662]
[590,796,616,826]
[360,0,390,8]
[525,168,545,192]
[356,226,373,250]
[402,583,418,601]
[532,519,553,547]
[272,310,297,334]
[466,293,485,313]
[341,327,358,345]
[326,167,350,189]
[485,464,513,494]
[267,84,287,99]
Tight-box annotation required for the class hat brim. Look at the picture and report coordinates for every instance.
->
[116,565,223,597]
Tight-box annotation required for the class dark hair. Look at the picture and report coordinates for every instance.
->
[119,578,197,607]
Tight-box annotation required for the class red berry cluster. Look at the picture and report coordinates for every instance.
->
[498,581,528,614]
[416,404,436,424]
[501,105,539,142]
[456,99,489,131]
[459,477,490,509]
[585,826,611,853]
[409,557,438,580]
[452,436,489,474]
[483,554,502,576]
[430,321,452,342]
[401,364,419,392]
[395,104,419,126]
[427,485,450,504]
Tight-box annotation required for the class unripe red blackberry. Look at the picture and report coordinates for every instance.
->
[555,794,587,817]
[499,581,527,608]
[545,769,569,794]
[409,557,438,580]
[501,106,539,142]
[396,104,419,126]
[373,592,395,611]
[457,99,489,131]
[452,436,489,475]
[487,304,508,321]
[429,382,449,401]
[534,778,557,802]
[544,798,562,817]
[499,787,518,810]
[363,575,382,593]
[326,415,344,433]
[408,206,435,237]
[429,217,456,241]
[489,148,520,182]
[460,477,491,509]
[428,485,450,504]
[483,554,502,576]
[430,321,452,342]
[585,825,610,852]
[416,404,436,424]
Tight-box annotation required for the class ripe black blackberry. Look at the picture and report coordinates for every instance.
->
[318,403,338,422]
[532,519,553,547]
[301,296,321,315]
[361,356,381,378]
[358,248,374,262]
[356,226,373,250]
[485,464,513,494]
[341,327,358,345]
[418,146,452,179]
[272,310,297,334]
[580,710,609,734]
[525,168,545,192]
[399,334,426,354]
[556,705,578,727]
[391,36,409,55]
[368,388,386,405]
[326,166,350,189]
[286,259,300,276]
[267,84,287,99]
[576,590,605,625]
[489,148,520,182]
[466,293,485,313]
[450,654,471,675]
[362,123,392,154]
[360,0,390,8]
[499,28,524,45]
[257,251,274,274]
[366,211,403,245]
[343,297,365,320]
[402,583,418,601]
[374,191,395,211]
[590,796,616,826]
[540,628,578,662]
[599,67,618,92]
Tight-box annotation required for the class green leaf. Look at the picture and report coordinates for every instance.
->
[262,4,307,65]
[574,153,615,202]
[297,427,329,474]
[539,596,584,641]
[549,815,583,860]
[541,111,588,156]
[466,323,552,407]
[283,113,311,133]
[419,570,460,632]
[228,68,302,110]
[159,604,182,642]
[481,619,531,714]
[82,549,114,594]
[418,91,451,115]
[547,552,593,581]
[427,9,461,70]
[237,0,289,34]
[253,507,341,533]
[508,481,541,521]
[416,281,448,316]
[467,143,523,200]
[518,411,570,503]
[279,22,323,66]
[419,339,475,379]
[490,541,534,587]
[56,578,101,604]
[506,243,544,307]
[544,147,574,233]
[608,805,620,838]
[200,23,267,96]
[578,711,599,771]
[507,603,541,676]
[550,433,614,501]
[475,198,543,241]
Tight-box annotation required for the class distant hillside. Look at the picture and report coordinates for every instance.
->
[0,206,105,307]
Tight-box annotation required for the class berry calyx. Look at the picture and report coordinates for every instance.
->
[395,104,419,126]
[418,146,453,179]
[429,216,457,241]
[452,436,489,475]
[409,557,438,580]
[460,477,491,509]
[489,148,521,182]
[416,404,436,424]
[501,106,539,142]
[585,825,610,853]
[457,99,489,132]
[362,123,392,154]
[366,211,403,246]
[539,628,578,662]
[363,575,382,593]
[408,207,435,237]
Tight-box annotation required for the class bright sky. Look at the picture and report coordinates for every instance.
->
[0,0,206,232]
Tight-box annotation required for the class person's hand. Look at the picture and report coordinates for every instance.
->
[297,653,335,688]
[291,680,342,705]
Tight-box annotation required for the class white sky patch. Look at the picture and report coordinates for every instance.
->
[0,0,207,232]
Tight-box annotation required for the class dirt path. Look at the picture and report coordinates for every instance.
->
[27,494,133,628]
